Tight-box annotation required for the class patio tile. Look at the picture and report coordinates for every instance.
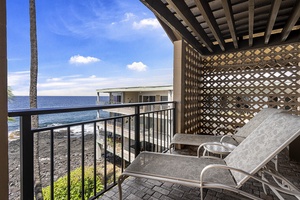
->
[99,148,300,200]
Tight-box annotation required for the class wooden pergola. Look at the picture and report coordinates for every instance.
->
[141,0,300,54]
[141,0,300,160]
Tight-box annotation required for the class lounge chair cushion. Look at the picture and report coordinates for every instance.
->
[171,108,282,146]
[225,112,300,187]
[125,152,236,187]
[234,108,283,143]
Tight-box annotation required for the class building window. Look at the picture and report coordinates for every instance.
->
[161,96,168,101]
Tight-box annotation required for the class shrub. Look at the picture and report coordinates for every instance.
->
[43,166,103,200]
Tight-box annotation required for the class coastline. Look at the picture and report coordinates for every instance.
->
[8,132,102,200]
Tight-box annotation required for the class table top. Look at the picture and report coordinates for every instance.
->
[203,142,237,155]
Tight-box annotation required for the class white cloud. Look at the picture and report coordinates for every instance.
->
[8,71,30,86]
[47,78,62,82]
[49,3,165,42]
[69,55,100,65]
[133,18,160,29]
[121,12,136,22]
[37,75,111,96]
[8,71,30,96]
[8,70,173,96]
[127,62,147,72]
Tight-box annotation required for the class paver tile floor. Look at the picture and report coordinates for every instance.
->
[99,147,300,200]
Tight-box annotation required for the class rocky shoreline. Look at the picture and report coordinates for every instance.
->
[8,132,102,200]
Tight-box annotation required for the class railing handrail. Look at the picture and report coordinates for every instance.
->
[8,101,175,117]
[8,101,176,200]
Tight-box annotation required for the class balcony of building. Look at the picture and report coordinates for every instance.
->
[1,0,300,200]
[6,102,300,200]
[96,85,173,115]
[7,101,176,200]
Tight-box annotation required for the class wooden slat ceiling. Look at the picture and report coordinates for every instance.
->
[141,0,300,55]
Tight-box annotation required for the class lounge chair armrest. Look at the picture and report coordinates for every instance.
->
[220,134,246,143]
[199,155,224,160]
[213,125,237,136]
[200,165,300,197]
[212,125,225,136]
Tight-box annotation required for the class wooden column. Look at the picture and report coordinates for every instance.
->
[173,40,185,134]
[0,0,9,199]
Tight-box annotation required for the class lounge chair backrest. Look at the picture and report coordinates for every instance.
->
[234,108,282,143]
[224,112,300,187]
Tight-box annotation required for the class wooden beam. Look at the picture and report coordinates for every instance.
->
[248,0,254,47]
[281,0,300,41]
[166,0,214,52]
[264,0,282,44]
[201,30,300,56]
[141,0,204,54]
[221,0,238,49]
[194,0,226,51]
[157,18,181,42]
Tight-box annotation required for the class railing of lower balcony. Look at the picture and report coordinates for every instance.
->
[8,101,176,200]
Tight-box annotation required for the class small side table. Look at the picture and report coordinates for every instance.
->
[202,142,237,158]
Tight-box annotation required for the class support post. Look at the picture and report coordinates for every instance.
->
[135,105,141,157]
[20,115,34,200]
[173,102,176,137]
[173,40,185,134]
[0,0,8,199]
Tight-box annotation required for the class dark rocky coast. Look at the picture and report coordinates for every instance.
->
[8,132,102,200]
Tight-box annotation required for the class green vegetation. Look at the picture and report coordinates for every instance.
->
[42,166,103,200]
[8,86,13,101]
[7,86,14,122]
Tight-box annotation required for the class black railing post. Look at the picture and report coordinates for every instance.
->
[20,115,34,200]
[173,102,176,137]
[135,105,141,157]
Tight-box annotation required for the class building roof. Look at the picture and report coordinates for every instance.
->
[96,85,173,93]
[141,0,300,56]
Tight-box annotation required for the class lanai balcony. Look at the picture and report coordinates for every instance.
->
[1,0,300,199]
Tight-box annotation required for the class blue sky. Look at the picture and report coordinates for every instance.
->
[7,0,173,96]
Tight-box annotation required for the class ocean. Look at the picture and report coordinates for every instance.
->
[8,96,109,136]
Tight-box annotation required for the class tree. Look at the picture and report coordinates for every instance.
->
[7,86,13,100]
[8,87,14,122]
[29,0,43,199]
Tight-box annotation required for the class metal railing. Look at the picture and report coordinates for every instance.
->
[8,101,176,200]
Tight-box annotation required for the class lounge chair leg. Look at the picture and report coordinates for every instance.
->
[118,174,128,200]
[169,144,173,153]
[200,187,204,200]
[273,155,278,171]
[261,172,268,194]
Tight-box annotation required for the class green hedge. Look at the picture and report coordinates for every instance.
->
[43,166,103,200]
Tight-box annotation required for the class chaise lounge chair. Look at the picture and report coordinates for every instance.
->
[170,108,282,152]
[118,112,300,200]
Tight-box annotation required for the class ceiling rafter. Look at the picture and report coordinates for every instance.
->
[281,0,300,42]
[248,0,255,47]
[166,0,214,52]
[140,0,300,56]
[264,0,282,44]
[141,0,204,54]
[194,0,226,51]
[221,0,238,49]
